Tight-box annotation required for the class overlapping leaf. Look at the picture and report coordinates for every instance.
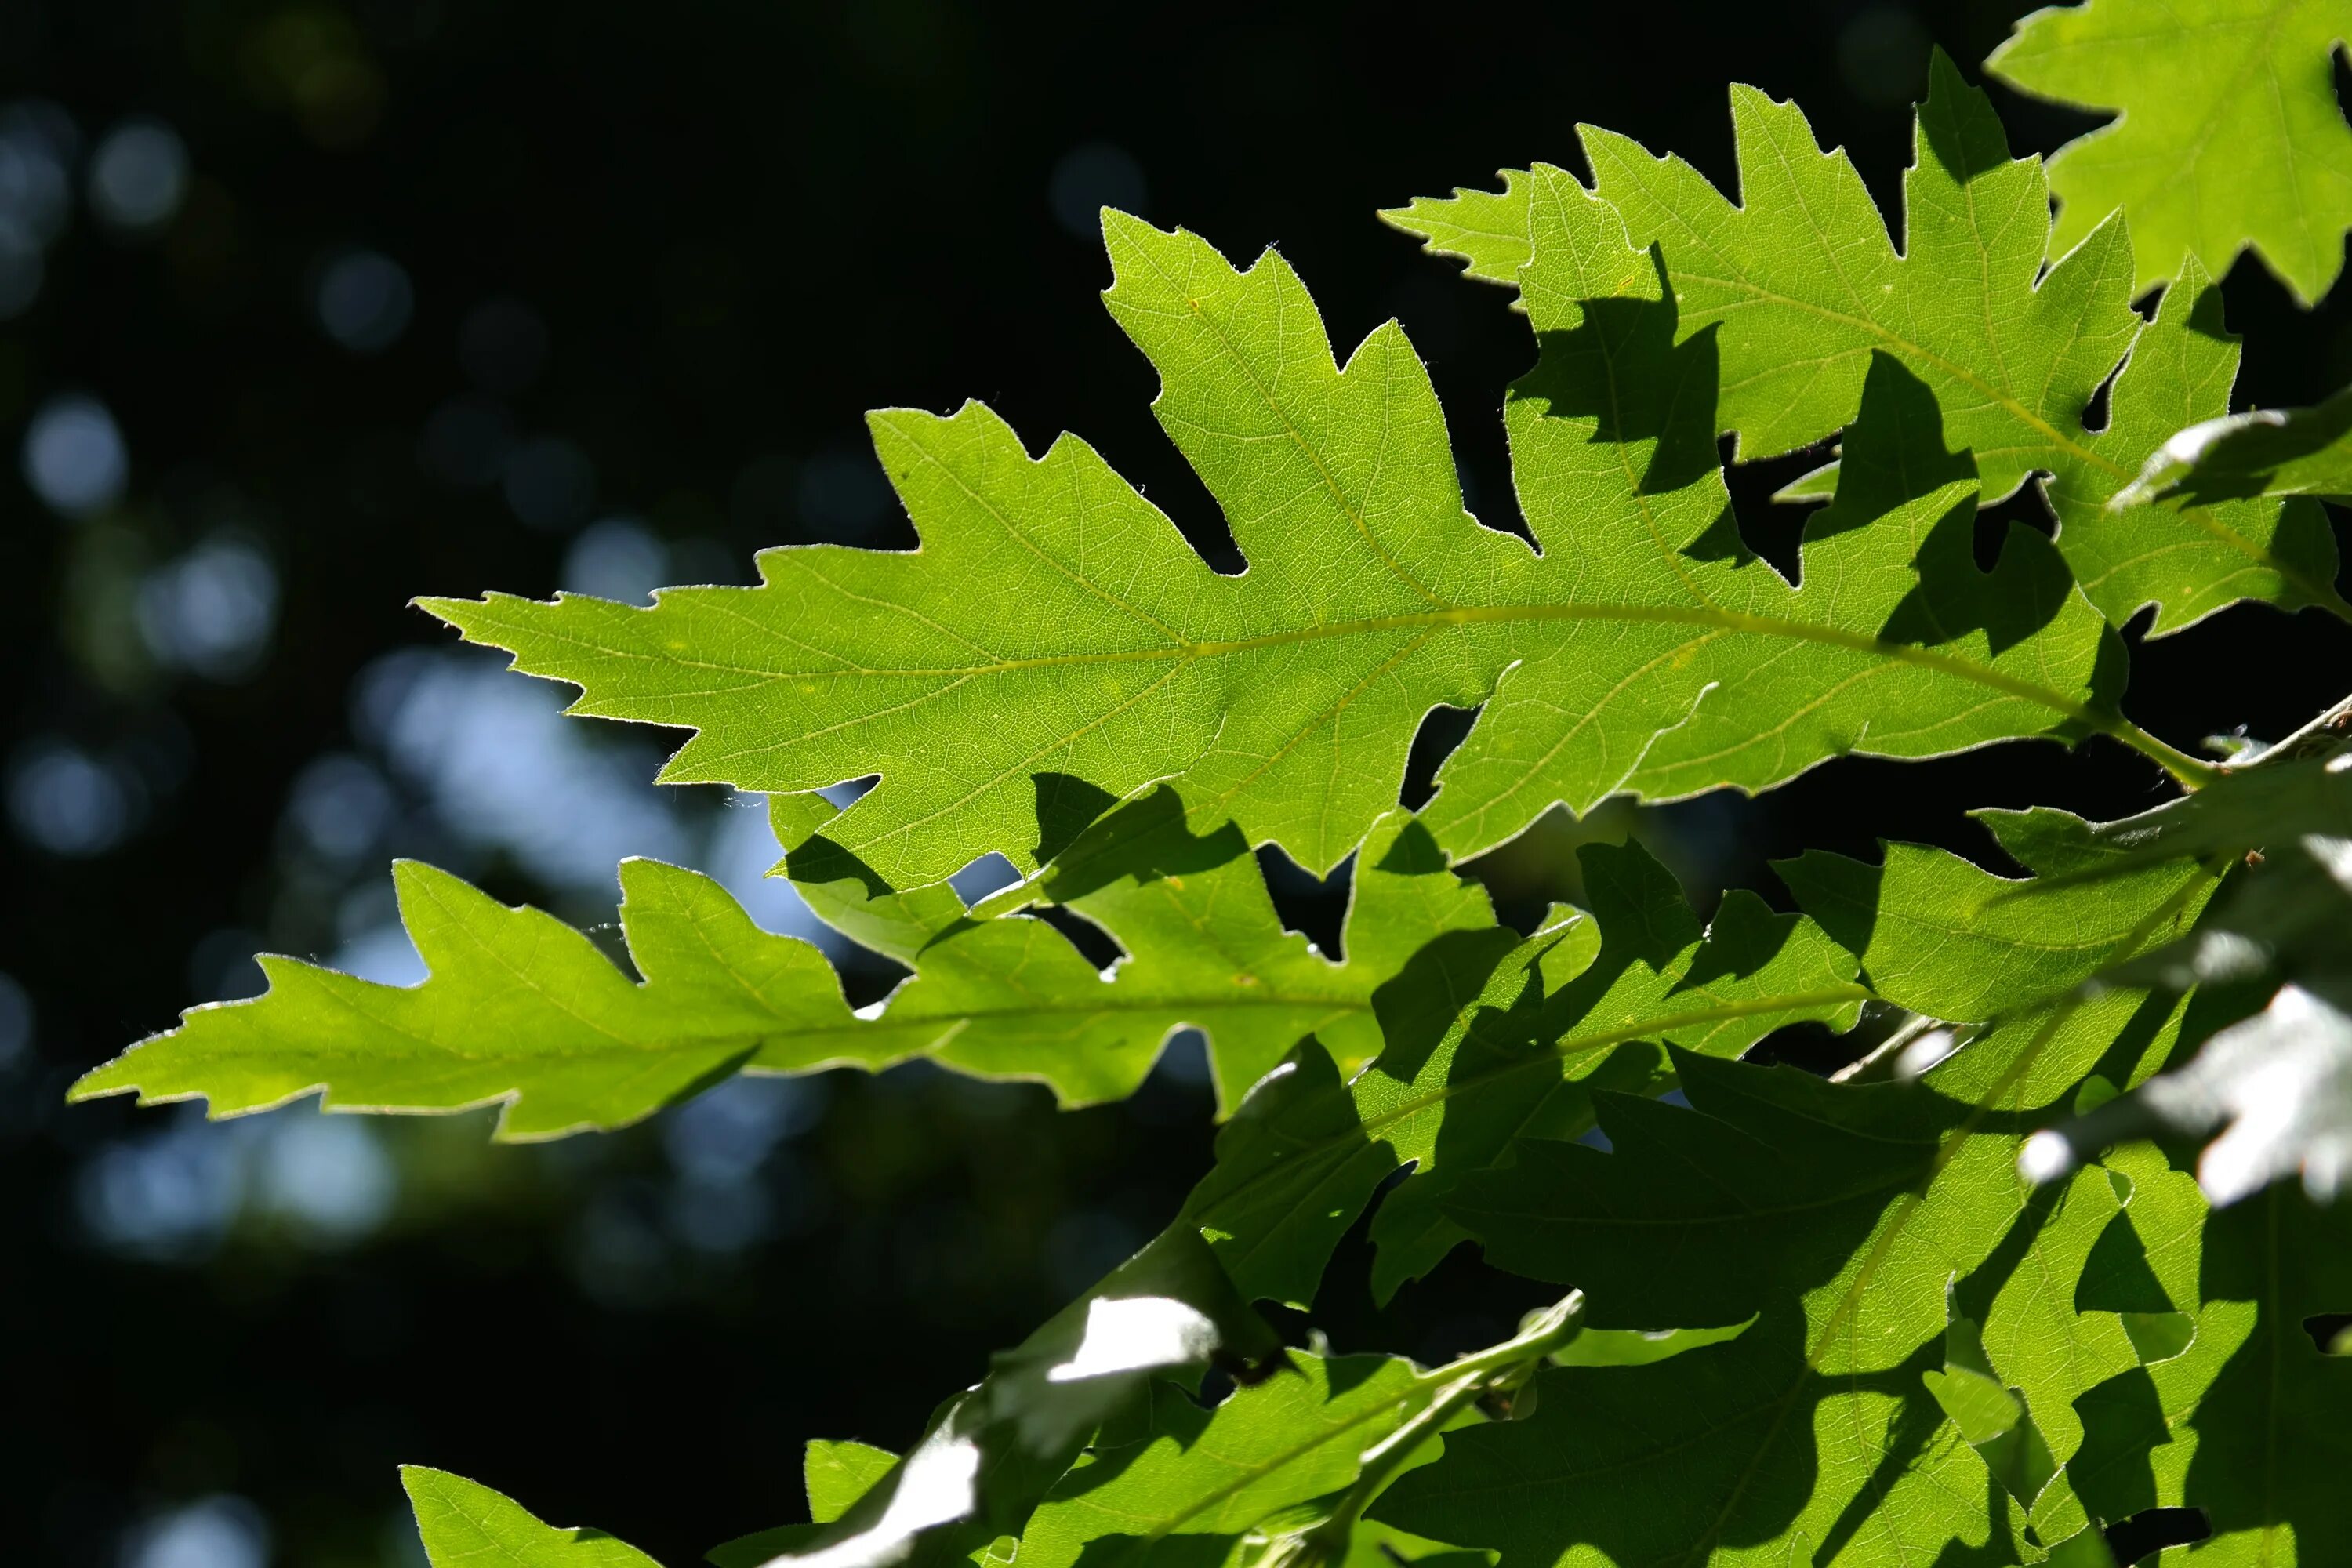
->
[404,1466,662,1567]
[2067,1153,2352,1563]
[426,165,2172,892]
[2116,380,2352,507]
[1183,838,1868,1309]
[70,796,1495,1137]
[1987,0,2352,307]
[1016,1351,1429,1568]
[1392,56,2347,633]
[750,1225,1279,1568]
[1371,997,2188,1566]
[2007,757,2352,1203]
[1777,804,2222,1023]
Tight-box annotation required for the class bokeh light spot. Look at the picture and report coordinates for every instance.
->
[123,1494,269,1568]
[136,535,281,679]
[561,516,668,604]
[8,739,138,856]
[87,117,190,234]
[21,393,129,515]
[314,249,413,352]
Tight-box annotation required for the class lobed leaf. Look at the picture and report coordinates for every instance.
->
[1396,59,2348,633]
[1372,997,2188,1565]
[425,170,2183,892]
[71,798,1496,1137]
[1587,53,2347,633]
[1987,0,2352,307]
[1182,838,1868,1308]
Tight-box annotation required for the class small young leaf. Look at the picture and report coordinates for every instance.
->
[403,1467,662,1567]
[1988,0,2352,306]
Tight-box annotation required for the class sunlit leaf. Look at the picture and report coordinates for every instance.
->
[753,1226,1279,1568]
[1184,838,1867,1308]
[1372,1002,2181,1565]
[1987,0,2352,306]
[403,1466,662,1567]
[2002,759,2352,1204]
[71,798,1496,1135]
[424,161,2187,891]
[1395,55,2348,633]
[1017,1352,1428,1568]
[2114,383,2352,510]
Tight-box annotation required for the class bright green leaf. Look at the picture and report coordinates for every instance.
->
[403,1466,663,1567]
[1987,0,2352,307]
[1577,53,2346,632]
[1377,172,1533,289]
[71,797,1500,1135]
[2071,1180,2352,1561]
[423,177,2193,892]
[758,1225,1279,1568]
[1776,811,2220,1023]
[2114,382,2352,508]
[1373,1000,2179,1565]
[73,857,850,1140]
[1017,1352,1426,1568]
[1183,838,1867,1308]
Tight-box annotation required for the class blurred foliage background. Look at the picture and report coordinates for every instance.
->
[6,1,2352,1563]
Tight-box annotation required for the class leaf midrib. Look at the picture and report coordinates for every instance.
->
[510,598,2114,735]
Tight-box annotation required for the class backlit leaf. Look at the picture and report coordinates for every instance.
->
[1987,0,2352,307]
[403,1467,662,1567]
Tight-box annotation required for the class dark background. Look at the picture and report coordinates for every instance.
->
[5,2,2348,1563]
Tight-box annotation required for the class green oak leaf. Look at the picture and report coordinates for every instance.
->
[1396,56,2346,633]
[757,1225,1279,1568]
[1017,1352,1428,1568]
[422,176,2184,892]
[1777,808,2221,1024]
[1962,759,2352,1206]
[403,1466,662,1567]
[1416,161,2135,858]
[1923,1283,2114,1562]
[1987,0,2352,307]
[1372,995,2182,1566]
[2069,1167,2352,1562]
[1378,172,1533,289]
[73,856,850,1140]
[1182,837,1868,1309]
[792,793,1499,1116]
[71,797,1495,1137]
[2114,382,2352,509]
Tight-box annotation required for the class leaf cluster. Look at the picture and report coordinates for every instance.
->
[70,9,2352,1566]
